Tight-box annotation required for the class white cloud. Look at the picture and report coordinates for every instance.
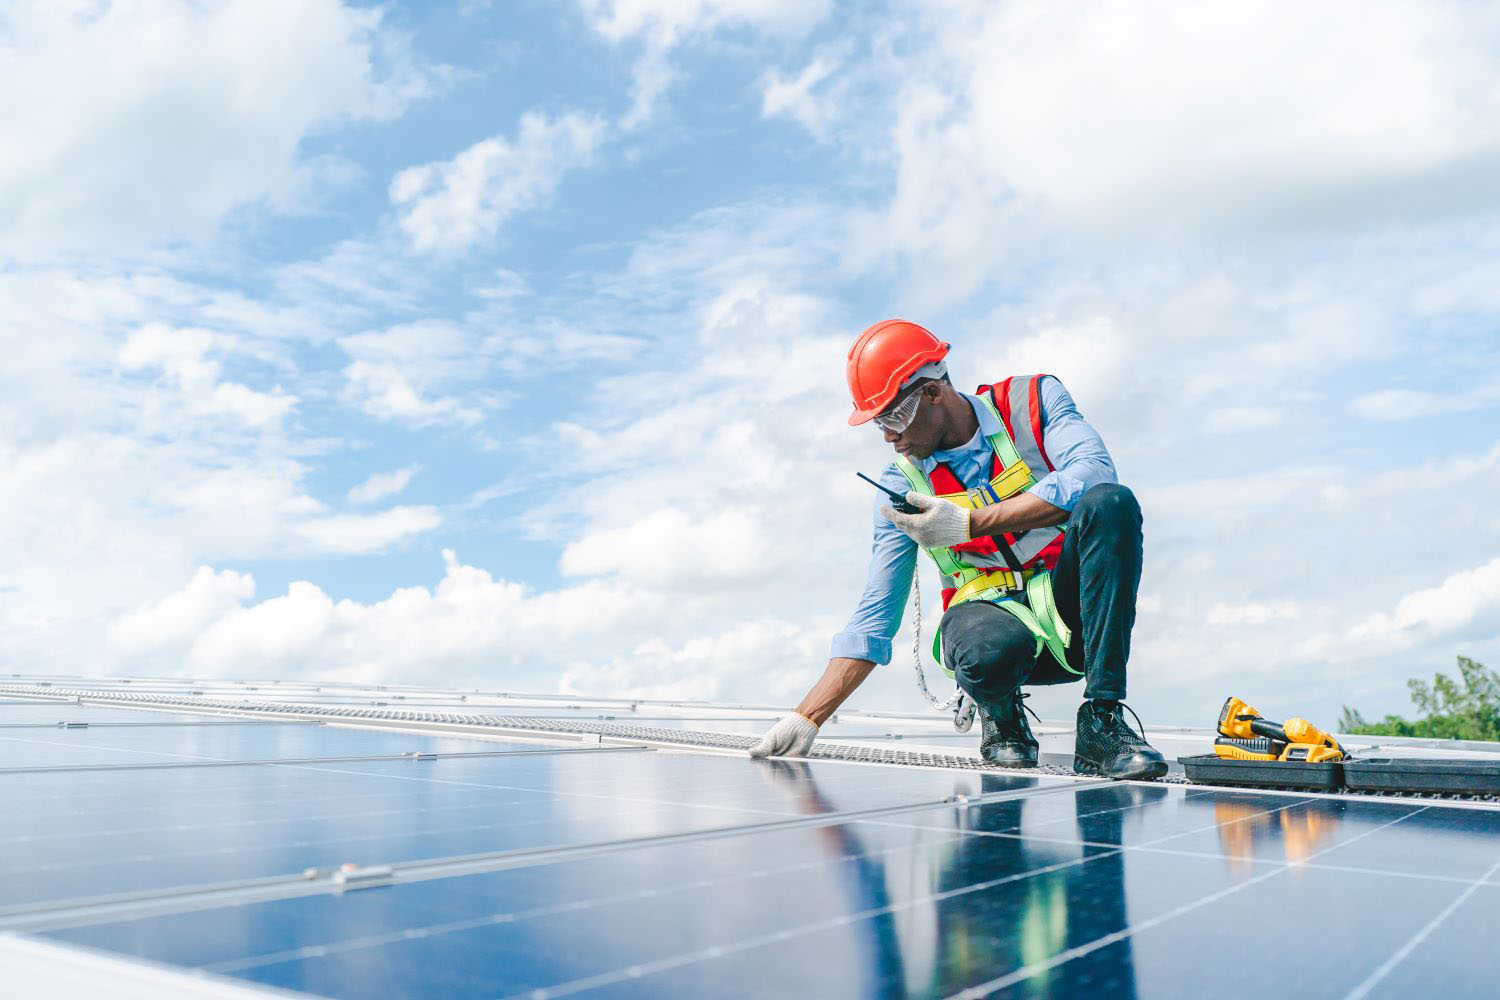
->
[1346,557,1500,648]
[292,506,442,555]
[390,111,605,253]
[108,566,256,655]
[342,361,485,427]
[1350,382,1500,421]
[114,550,666,681]
[559,618,831,701]
[119,323,297,429]
[579,0,832,127]
[338,321,494,428]
[853,0,1500,303]
[971,1,1500,226]
[1205,407,1282,433]
[348,464,422,504]
[105,550,831,705]
[0,259,465,680]
[559,507,785,589]
[10,1,1500,738]
[0,0,429,256]
[1207,600,1300,626]
[761,48,844,138]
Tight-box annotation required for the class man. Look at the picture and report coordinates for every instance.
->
[749,319,1167,780]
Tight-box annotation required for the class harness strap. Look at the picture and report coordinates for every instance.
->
[931,572,1081,677]
[888,388,1078,679]
[950,569,1024,605]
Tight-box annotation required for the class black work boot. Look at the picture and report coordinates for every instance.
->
[1073,699,1167,780]
[977,691,1039,768]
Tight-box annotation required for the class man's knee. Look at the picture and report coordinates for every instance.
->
[940,603,1037,693]
[1073,483,1141,530]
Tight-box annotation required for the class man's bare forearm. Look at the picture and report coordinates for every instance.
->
[795,657,875,725]
[969,491,1068,537]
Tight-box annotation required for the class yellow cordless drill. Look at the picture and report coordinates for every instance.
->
[1214,697,1346,763]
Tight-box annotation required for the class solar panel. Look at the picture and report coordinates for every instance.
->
[4,678,1499,998]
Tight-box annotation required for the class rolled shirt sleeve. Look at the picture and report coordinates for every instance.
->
[829,466,916,665]
[1025,376,1117,512]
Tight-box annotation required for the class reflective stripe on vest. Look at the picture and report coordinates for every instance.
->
[982,375,1066,569]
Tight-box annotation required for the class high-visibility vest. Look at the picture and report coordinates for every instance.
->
[892,376,1079,677]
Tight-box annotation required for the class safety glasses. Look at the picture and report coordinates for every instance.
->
[872,385,927,433]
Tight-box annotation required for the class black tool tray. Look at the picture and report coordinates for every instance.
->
[1177,753,1344,791]
[1342,757,1500,797]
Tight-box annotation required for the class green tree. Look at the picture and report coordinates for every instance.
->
[1340,656,1500,741]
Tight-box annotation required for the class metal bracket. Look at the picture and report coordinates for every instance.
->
[953,693,976,733]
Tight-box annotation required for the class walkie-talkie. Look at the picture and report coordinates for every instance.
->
[857,472,921,514]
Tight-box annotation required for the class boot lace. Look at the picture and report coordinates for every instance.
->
[987,692,1041,742]
[1088,700,1151,755]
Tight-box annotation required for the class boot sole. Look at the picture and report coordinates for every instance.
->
[1073,754,1168,781]
[981,754,1039,768]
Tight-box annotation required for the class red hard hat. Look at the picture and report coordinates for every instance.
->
[846,319,950,426]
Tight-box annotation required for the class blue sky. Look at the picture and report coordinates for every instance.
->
[3,0,1499,727]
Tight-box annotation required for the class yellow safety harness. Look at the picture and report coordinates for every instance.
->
[892,396,1079,677]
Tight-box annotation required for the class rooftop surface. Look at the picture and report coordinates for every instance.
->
[3,676,1499,998]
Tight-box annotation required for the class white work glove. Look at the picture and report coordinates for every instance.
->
[882,491,971,548]
[748,713,819,758]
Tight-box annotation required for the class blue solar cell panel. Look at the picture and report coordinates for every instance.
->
[1358,880,1500,999]
[0,720,544,769]
[8,685,1500,998]
[2,746,1040,907]
[31,774,1500,998]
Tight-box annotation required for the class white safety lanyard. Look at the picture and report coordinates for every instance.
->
[908,569,977,731]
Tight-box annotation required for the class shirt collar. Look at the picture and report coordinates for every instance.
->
[917,391,1000,472]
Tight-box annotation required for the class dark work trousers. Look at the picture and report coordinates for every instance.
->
[939,483,1143,707]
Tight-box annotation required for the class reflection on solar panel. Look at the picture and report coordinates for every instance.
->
[4,676,1500,998]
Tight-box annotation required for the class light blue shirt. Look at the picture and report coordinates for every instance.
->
[831,377,1117,665]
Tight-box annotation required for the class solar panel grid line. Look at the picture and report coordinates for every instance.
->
[12,749,965,825]
[0,730,238,763]
[181,779,1356,977]
[0,721,319,729]
[0,744,648,775]
[5,758,888,863]
[10,775,457,813]
[0,786,586,848]
[943,804,1434,999]
[242,755,991,823]
[859,817,1488,888]
[0,779,1099,934]
[0,722,522,773]
[501,794,1419,999]
[1341,853,1500,1000]
[198,825,988,977]
[498,838,1139,1000]
[190,781,1438,980]
[6,787,791,882]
